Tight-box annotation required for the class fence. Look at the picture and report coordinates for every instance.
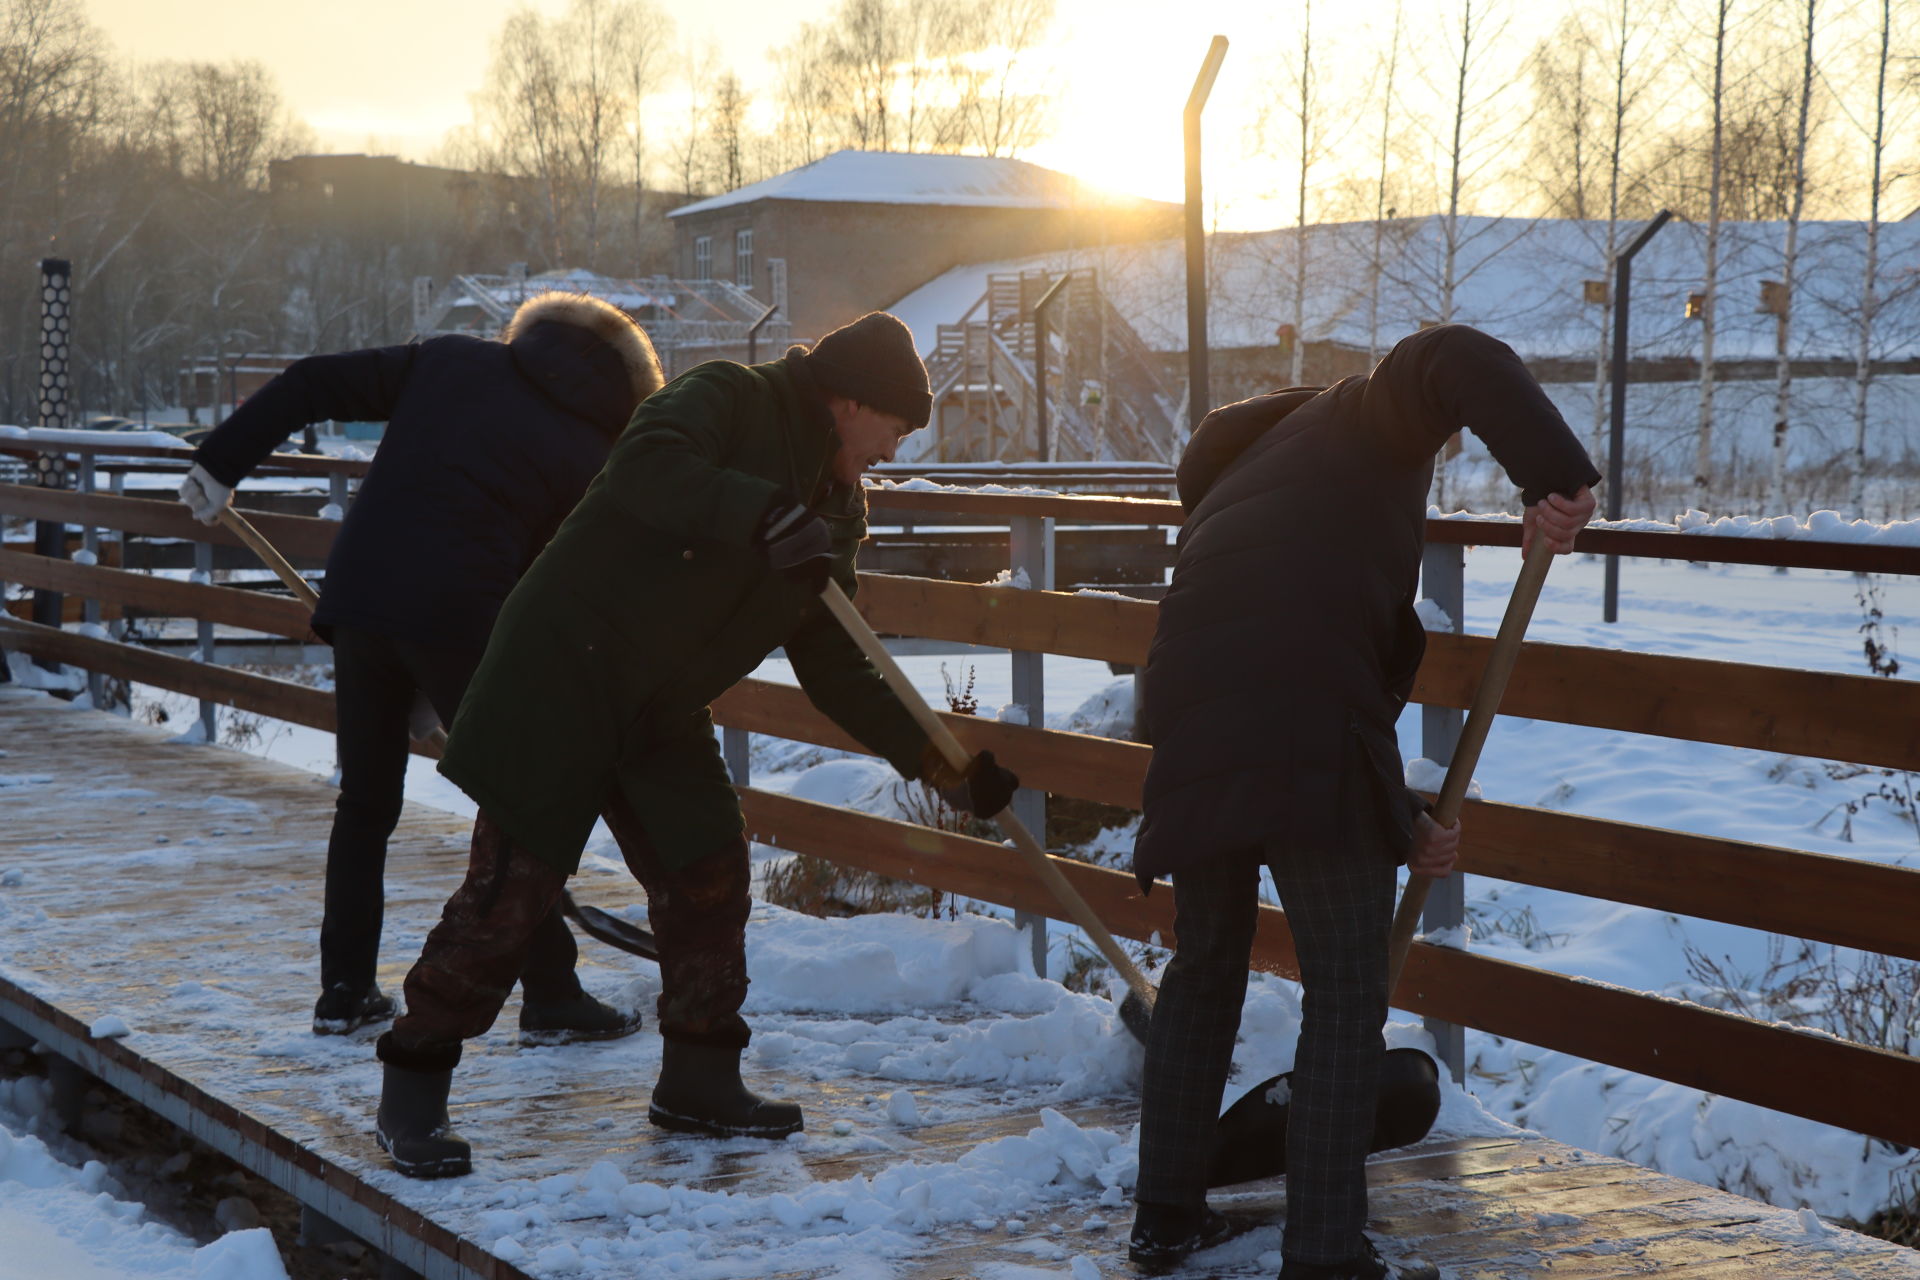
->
[3,434,1919,1158]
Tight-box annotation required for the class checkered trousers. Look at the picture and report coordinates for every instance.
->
[1135,794,1397,1266]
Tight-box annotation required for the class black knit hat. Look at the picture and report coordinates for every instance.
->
[801,312,932,430]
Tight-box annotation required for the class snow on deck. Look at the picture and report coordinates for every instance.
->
[1,687,1916,1278]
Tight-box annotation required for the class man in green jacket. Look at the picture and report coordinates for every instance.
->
[371,312,1021,1177]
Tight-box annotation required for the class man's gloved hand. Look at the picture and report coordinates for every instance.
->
[178,463,232,526]
[753,499,834,593]
[923,745,1020,820]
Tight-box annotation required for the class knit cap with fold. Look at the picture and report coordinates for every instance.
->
[797,311,932,430]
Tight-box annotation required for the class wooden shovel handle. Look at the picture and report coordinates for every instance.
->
[820,580,1157,1011]
[1387,536,1556,995]
[216,507,320,610]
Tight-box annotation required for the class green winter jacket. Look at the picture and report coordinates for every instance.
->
[438,352,930,875]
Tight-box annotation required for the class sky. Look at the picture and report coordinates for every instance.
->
[80,0,1426,230]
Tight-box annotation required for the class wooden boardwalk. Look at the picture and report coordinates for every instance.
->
[1,685,1915,1279]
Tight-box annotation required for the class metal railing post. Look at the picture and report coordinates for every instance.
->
[723,725,750,788]
[195,539,217,744]
[1183,37,1229,441]
[79,453,104,709]
[1603,209,1672,624]
[1032,274,1070,463]
[1419,541,1467,1083]
[1008,513,1055,977]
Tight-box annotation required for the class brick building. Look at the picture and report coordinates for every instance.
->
[666,150,1180,343]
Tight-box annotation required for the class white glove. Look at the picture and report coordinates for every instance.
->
[407,691,444,743]
[178,463,232,525]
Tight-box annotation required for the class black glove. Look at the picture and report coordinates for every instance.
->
[753,498,834,593]
[924,746,1020,820]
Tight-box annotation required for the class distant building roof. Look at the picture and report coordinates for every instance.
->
[888,215,1920,362]
[669,149,1155,218]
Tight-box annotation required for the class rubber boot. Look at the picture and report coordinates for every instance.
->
[375,1063,471,1178]
[518,991,645,1047]
[648,1040,803,1139]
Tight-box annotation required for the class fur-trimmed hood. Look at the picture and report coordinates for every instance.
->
[503,292,663,432]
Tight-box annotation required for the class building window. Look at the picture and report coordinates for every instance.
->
[694,235,712,281]
[735,228,754,290]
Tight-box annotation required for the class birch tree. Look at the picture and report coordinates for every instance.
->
[1767,0,1816,516]
[1692,0,1734,512]
[1844,0,1914,518]
[1366,2,1408,363]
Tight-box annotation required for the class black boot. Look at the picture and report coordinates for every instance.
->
[375,1061,471,1179]
[1128,1201,1242,1272]
[648,1040,803,1139]
[517,991,645,1047]
[312,983,395,1035]
[1279,1236,1440,1280]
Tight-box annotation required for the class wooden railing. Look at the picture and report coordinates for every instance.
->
[4,447,1920,1156]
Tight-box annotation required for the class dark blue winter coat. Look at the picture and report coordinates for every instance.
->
[193,294,663,651]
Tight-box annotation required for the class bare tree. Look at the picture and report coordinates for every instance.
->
[1767,0,1817,515]
[1844,0,1914,518]
[470,0,672,270]
[1691,0,1734,512]
[1367,1,1405,363]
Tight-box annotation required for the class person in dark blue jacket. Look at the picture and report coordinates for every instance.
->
[179,292,664,1039]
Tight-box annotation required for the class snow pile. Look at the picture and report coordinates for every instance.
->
[0,424,189,450]
[869,475,1067,500]
[458,1110,1141,1275]
[0,1078,289,1280]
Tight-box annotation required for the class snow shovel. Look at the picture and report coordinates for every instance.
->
[217,508,651,961]
[819,579,1158,1044]
[1206,535,1558,1187]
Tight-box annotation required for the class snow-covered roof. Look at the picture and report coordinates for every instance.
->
[669,149,1154,218]
[887,215,1920,362]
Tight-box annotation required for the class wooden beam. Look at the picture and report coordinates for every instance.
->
[0,439,368,478]
[1462,799,1920,964]
[854,572,1157,665]
[717,677,1920,963]
[0,617,335,729]
[845,574,1920,769]
[740,787,1920,1149]
[713,678,1147,807]
[0,550,315,639]
[1416,631,1920,772]
[0,484,338,561]
[1394,942,1920,1150]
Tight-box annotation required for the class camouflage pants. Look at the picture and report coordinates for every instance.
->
[381,792,751,1071]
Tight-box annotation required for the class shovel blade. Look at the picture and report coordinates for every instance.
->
[1206,1047,1441,1188]
[559,891,659,961]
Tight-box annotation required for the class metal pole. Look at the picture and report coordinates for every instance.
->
[1603,209,1672,624]
[1419,541,1466,1083]
[1183,36,1229,439]
[746,301,779,365]
[1009,514,1055,978]
[1031,274,1070,463]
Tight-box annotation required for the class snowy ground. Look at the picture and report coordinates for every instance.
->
[8,543,1919,1274]
[0,1077,287,1280]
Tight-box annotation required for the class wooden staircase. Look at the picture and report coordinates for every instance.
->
[925,268,1179,464]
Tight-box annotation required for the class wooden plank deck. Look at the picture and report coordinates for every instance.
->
[1,685,1915,1279]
